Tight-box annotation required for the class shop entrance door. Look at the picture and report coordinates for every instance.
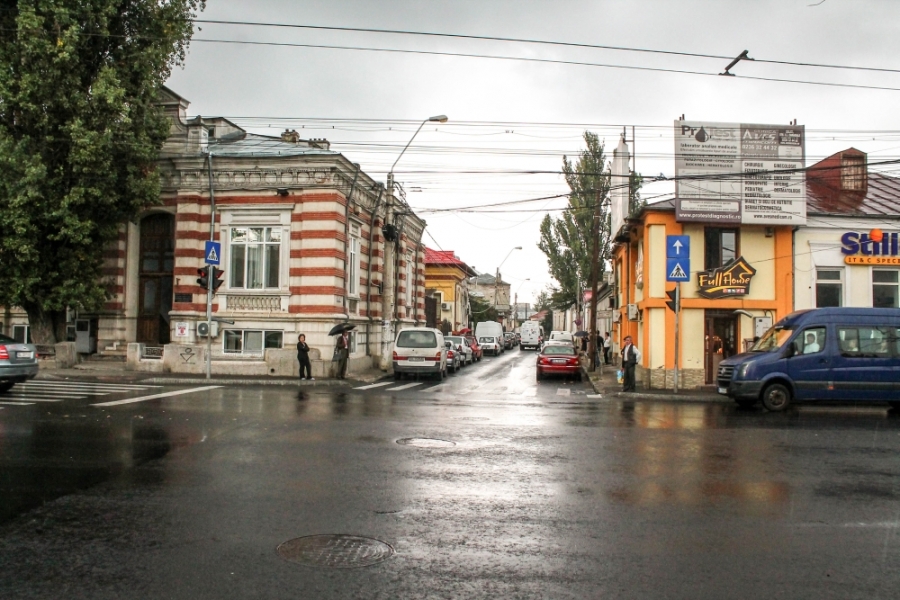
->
[137,214,175,345]
[705,310,738,384]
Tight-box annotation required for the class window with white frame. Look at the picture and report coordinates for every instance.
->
[815,269,843,307]
[406,251,414,302]
[223,330,283,354]
[348,225,361,297]
[229,227,281,289]
[873,270,899,308]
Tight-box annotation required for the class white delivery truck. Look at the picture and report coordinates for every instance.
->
[474,321,505,356]
[519,321,543,350]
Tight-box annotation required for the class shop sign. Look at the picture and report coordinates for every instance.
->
[697,256,756,299]
[841,230,900,264]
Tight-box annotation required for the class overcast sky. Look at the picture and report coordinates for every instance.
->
[166,0,900,306]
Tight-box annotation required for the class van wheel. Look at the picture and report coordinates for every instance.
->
[762,383,791,412]
[0,382,13,393]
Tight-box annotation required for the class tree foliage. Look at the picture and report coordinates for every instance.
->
[0,0,205,343]
[468,294,498,329]
[538,131,611,310]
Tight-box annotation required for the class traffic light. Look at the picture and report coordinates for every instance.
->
[212,267,225,292]
[196,266,209,289]
[665,288,679,312]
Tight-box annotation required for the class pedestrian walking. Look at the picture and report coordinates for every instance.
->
[621,335,640,392]
[603,332,612,365]
[297,334,313,380]
[335,331,350,379]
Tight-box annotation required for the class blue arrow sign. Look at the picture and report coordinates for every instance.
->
[204,241,221,265]
[666,258,690,282]
[666,235,690,258]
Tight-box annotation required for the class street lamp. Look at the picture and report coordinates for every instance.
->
[495,246,522,328]
[381,115,448,371]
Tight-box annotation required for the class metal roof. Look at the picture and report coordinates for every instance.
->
[209,134,338,158]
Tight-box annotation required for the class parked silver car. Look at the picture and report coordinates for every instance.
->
[444,336,474,365]
[0,333,39,392]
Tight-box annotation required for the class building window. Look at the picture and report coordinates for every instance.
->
[815,269,843,307]
[12,325,31,344]
[223,330,283,354]
[348,231,360,297]
[704,228,738,270]
[229,227,281,289]
[873,270,899,308]
[841,155,866,191]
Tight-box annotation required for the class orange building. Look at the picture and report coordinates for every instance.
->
[611,200,794,390]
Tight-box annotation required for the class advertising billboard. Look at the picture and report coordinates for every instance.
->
[674,121,806,225]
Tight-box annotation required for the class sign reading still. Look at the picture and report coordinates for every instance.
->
[697,257,756,299]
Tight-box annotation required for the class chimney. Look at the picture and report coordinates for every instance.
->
[309,138,331,151]
[281,129,300,143]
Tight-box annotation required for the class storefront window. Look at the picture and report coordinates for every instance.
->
[815,269,842,307]
[704,228,738,269]
[873,270,899,308]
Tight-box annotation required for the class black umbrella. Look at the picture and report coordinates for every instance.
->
[328,323,356,336]
[573,330,589,338]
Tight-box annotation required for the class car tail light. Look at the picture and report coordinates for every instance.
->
[0,345,8,360]
[393,351,406,361]
[447,350,455,359]
[434,352,442,361]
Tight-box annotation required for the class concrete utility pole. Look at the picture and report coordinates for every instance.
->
[587,186,601,371]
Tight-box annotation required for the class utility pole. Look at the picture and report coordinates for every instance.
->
[587,186,601,371]
[379,172,395,371]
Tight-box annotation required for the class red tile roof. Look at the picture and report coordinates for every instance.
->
[424,247,476,275]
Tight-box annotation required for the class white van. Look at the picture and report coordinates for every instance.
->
[474,321,504,356]
[547,331,574,347]
[519,321,544,351]
[392,327,447,380]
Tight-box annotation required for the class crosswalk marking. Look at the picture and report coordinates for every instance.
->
[388,382,424,392]
[2,396,65,403]
[5,389,105,398]
[587,394,603,398]
[353,382,395,391]
[0,401,34,406]
[20,381,159,392]
[92,385,221,407]
[556,388,571,396]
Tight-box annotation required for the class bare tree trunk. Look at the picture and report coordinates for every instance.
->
[21,303,65,345]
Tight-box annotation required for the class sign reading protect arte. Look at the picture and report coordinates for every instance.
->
[841,230,900,265]
[674,121,806,225]
[697,257,757,299]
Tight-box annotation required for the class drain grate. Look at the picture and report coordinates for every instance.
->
[396,437,456,448]
[277,534,394,568]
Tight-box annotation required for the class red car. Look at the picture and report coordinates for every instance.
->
[464,335,483,361]
[536,344,581,381]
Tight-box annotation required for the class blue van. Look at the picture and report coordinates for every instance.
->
[717,308,900,411]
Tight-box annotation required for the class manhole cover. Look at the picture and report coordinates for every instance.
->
[277,534,393,568]
[396,437,456,448]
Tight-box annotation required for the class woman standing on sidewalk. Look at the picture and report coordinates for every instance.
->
[297,334,313,380]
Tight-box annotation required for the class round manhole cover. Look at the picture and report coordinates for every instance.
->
[396,437,456,448]
[277,534,394,568]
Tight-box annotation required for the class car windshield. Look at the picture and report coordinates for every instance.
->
[396,331,437,348]
[479,337,494,343]
[446,337,463,344]
[751,326,795,352]
[543,345,576,356]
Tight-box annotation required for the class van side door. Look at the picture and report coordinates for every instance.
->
[785,326,832,401]
[831,325,900,402]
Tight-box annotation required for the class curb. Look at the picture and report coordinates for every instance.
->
[142,377,352,387]
[579,360,730,403]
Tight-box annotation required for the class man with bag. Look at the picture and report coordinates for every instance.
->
[621,335,640,392]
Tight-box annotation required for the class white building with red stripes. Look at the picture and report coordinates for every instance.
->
[92,87,426,377]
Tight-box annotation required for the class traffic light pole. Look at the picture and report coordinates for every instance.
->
[206,154,217,381]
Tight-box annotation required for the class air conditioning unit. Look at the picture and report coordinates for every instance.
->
[627,304,639,321]
[441,302,452,311]
[196,321,219,337]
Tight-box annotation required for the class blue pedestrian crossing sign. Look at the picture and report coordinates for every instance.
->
[666,235,690,258]
[204,241,221,265]
[666,258,690,282]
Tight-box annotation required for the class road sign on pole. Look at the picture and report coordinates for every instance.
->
[204,240,221,265]
[666,235,690,258]
[666,235,690,282]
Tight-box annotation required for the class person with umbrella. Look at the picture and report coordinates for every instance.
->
[329,323,355,379]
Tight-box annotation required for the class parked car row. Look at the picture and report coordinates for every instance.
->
[392,327,488,380]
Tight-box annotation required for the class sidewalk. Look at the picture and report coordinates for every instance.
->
[35,359,387,387]
[580,357,729,403]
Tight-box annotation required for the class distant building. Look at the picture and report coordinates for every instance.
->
[424,248,476,332]
[466,273,512,328]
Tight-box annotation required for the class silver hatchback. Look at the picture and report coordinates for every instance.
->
[0,333,39,392]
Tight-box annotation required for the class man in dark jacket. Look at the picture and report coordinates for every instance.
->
[621,335,639,392]
[335,331,350,379]
[297,334,313,380]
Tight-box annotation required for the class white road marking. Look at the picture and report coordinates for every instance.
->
[556,388,571,396]
[92,386,221,407]
[22,381,158,391]
[424,385,447,392]
[353,382,395,390]
[587,394,603,398]
[2,396,64,403]
[5,389,105,398]
[388,382,424,392]
[0,401,34,406]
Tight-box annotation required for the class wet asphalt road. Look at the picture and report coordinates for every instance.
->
[2,350,900,599]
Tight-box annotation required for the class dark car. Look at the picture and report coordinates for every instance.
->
[503,332,516,350]
[0,333,40,392]
[536,344,581,382]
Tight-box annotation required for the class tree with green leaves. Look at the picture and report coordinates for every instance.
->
[538,131,611,310]
[0,0,205,343]
[468,294,498,329]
